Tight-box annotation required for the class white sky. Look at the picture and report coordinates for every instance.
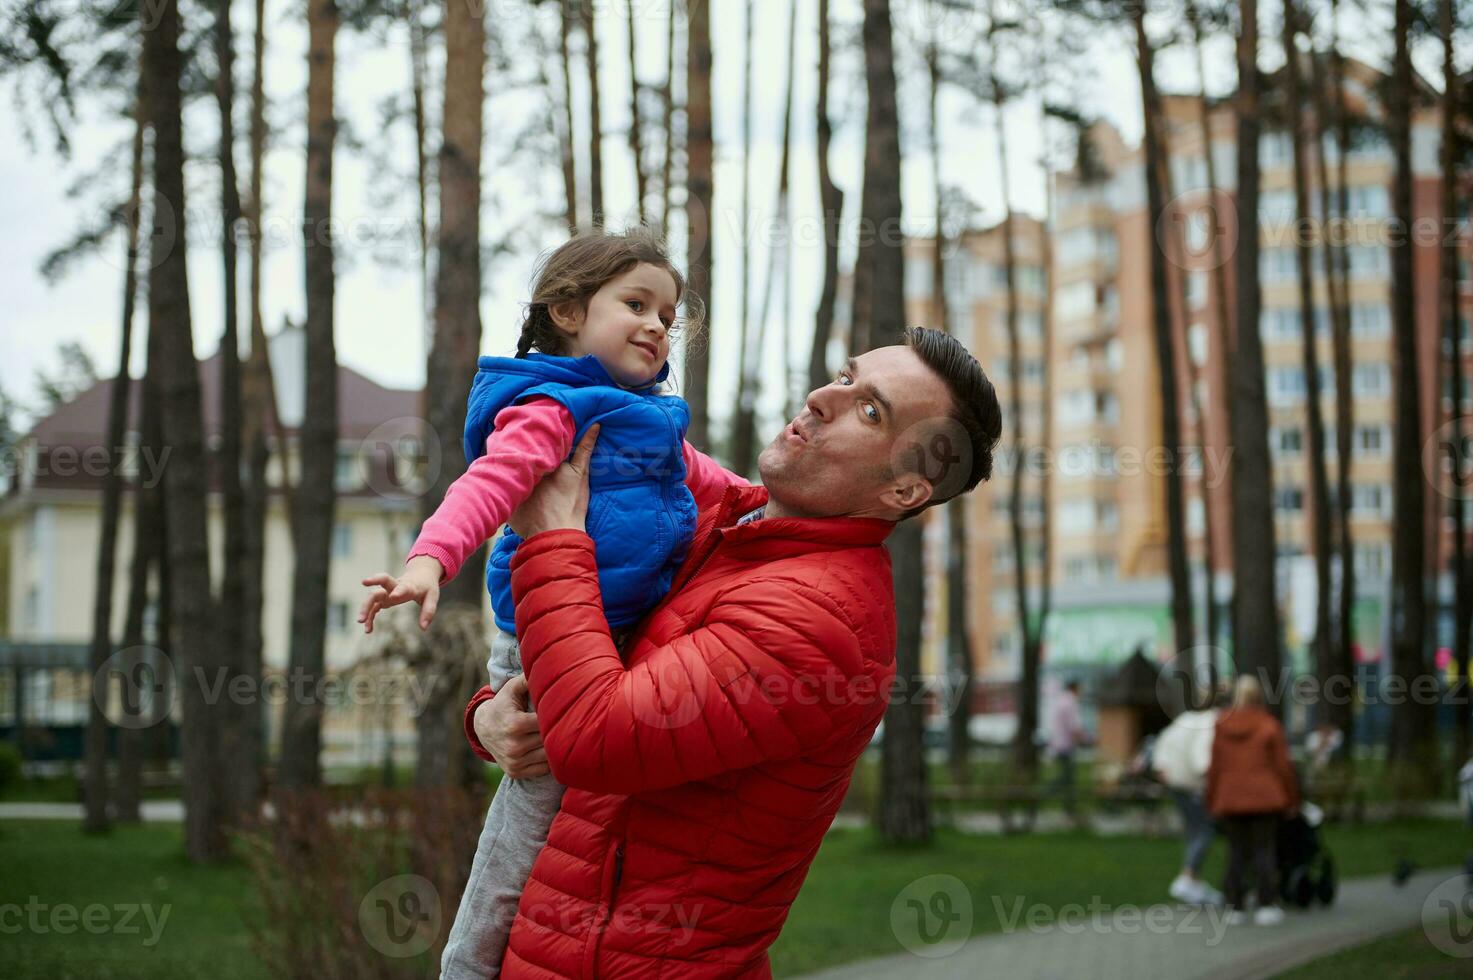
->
[0,0,1426,435]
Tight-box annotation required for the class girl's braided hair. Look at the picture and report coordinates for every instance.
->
[516,226,706,358]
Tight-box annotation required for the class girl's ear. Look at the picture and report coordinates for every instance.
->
[548,300,584,335]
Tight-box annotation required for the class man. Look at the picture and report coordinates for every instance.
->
[1047,679,1087,817]
[462,328,1001,978]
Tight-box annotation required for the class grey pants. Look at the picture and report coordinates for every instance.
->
[1168,787,1216,875]
[440,629,566,980]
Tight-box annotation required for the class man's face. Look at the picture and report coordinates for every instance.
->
[758,345,958,520]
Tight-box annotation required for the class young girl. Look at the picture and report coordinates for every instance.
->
[357,228,743,978]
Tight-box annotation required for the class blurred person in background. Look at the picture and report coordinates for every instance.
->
[1206,675,1299,926]
[1154,685,1225,906]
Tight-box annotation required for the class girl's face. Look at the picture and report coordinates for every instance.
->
[553,262,678,387]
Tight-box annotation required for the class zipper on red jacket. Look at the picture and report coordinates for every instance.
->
[582,839,626,976]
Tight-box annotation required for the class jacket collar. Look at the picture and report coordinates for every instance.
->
[708,484,896,549]
[489,351,670,392]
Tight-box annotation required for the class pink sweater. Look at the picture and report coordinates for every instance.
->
[408,396,746,583]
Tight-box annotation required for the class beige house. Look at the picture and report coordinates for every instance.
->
[1,326,478,770]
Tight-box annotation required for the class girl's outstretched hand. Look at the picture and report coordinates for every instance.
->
[359,555,444,633]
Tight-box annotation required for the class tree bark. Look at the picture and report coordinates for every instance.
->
[234,0,271,815]
[143,0,228,861]
[928,18,973,785]
[730,0,757,473]
[808,0,842,395]
[1442,0,1471,778]
[1282,2,1334,746]
[626,0,646,224]
[1387,0,1434,789]
[1307,25,1356,754]
[277,0,339,791]
[419,0,488,789]
[1136,6,1194,668]
[213,0,251,828]
[683,0,713,449]
[84,65,148,835]
[858,0,927,844]
[581,0,604,228]
[559,0,579,233]
[1229,0,1281,701]
[661,0,677,235]
[408,0,434,331]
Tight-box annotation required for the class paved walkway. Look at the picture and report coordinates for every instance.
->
[796,866,1467,980]
[0,800,185,821]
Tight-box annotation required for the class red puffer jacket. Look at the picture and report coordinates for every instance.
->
[462,483,897,978]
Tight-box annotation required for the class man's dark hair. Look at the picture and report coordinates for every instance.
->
[900,326,1003,520]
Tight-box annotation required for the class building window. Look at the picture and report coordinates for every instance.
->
[1350,304,1390,338]
[1350,484,1390,517]
[331,522,353,558]
[1351,363,1390,398]
[328,601,351,633]
[1274,487,1304,512]
[1354,424,1386,456]
[1269,366,1305,406]
[334,449,360,492]
[1274,426,1303,455]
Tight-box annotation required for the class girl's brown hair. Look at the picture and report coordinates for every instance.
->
[516,227,705,358]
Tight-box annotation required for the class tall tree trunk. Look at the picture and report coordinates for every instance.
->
[143,0,227,861]
[581,0,604,228]
[683,0,713,448]
[214,0,250,828]
[1229,0,1280,701]
[730,0,757,473]
[1282,2,1334,745]
[661,0,676,234]
[408,0,433,333]
[732,0,797,476]
[1328,0,1355,715]
[118,285,171,825]
[559,0,579,233]
[84,65,148,835]
[989,48,1038,780]
[626,0,646,224]
[1387,0,1434,788]
[1308,27,1356,754]
[858,0,926,844]
[808,0,842,395]
[1136,6,1194,668]
[1187,0,1231,647]
[419,0,487,789]
[235,0,271,815]
[929,20,972,785]
[1443,0,1471,777]
[277,0,339,791]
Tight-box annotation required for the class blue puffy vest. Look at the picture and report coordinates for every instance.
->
[462,352,699,635]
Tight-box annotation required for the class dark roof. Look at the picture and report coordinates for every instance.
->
[27,350,421,447]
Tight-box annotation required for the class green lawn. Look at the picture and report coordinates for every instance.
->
[1278,926,1472,979]
[2,816,1469,979]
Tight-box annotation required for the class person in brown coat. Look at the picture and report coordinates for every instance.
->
[1205,675,1300,925]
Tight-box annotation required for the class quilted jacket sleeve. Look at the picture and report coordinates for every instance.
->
[510,529,882,794]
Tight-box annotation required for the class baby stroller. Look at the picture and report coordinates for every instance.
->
[1278,801,1336,908]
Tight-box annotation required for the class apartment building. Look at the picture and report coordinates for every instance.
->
[906,57,1463,686]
